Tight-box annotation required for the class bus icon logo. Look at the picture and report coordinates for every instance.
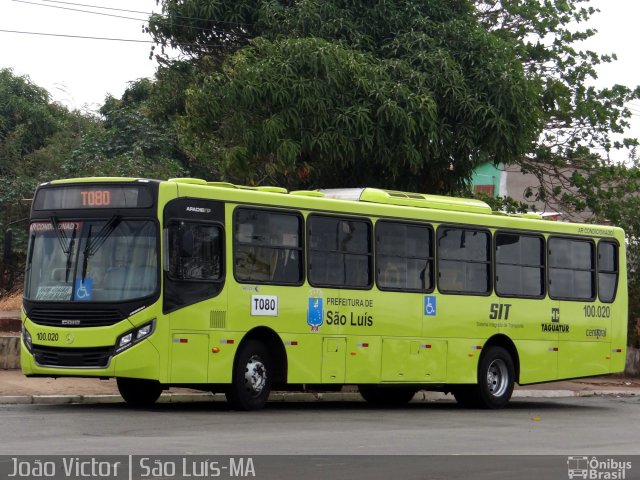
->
[424,296,436,316]
[567,456,589,479]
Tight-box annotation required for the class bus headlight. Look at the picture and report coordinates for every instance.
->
[22,324,32,353]
[115,320,155,354]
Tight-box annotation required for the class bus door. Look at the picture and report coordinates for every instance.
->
[163,198,226,384]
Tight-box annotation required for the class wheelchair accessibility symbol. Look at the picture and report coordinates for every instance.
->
[75,278,93,301]
[424,296,437,316]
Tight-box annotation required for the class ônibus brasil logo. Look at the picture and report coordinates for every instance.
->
[567,456,632,479]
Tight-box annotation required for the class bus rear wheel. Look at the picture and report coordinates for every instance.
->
[226,340,272,411]
[358,385,417,406]
[478,346,515,408]
[117,378,162,407]
[454,346,515,409]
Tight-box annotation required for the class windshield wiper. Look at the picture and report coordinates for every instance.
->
[80,215,121,281]
[81,225,93,282]
[49,216,70,254]
[65,224,77,282]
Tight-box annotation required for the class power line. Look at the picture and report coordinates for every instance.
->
[11,0,251,37]
[12,0,149,22]
[33,0,252,26]
[0,28,236,49]
[38,0,155,16]
[0,28,153,42]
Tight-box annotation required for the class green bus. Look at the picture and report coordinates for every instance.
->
[21,177,627,409]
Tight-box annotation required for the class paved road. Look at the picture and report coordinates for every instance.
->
[1,396,639,456]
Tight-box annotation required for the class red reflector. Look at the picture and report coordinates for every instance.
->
[286,341,298,346]
[291,341,298,346]
[220,339,235,345]
[357,343,369,348]
[475,346,482,350]
[614,348,622,353]
[422,344,432,349]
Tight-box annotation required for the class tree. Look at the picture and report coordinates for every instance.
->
[472,1,640,345]
[0,68,62,173]
[67,78,187,180]
[0,69,73,290]
[0,73,187,292]
[148,0,542,192]
[472,0,640,214]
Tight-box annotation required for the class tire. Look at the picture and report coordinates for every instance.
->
[452,346,515,409]
[358,385,417,407]
[117,377,162,407]
[226,340,272,411]
[476,346,515,409]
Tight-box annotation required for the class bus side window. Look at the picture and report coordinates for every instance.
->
[308,215,372,289]
[548,237,595,300]
[376,221,433,292]
[167,222,222,281]
[234,208,303,285]
[598,241,618,303]
[437,227,490,294]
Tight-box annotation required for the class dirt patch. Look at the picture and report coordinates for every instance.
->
[0,291,21,311]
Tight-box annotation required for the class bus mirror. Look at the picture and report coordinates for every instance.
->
[3,229,12,264]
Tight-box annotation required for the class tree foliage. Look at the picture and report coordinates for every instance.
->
[0,71,186,291]
[473,0,640,212]
[472,1,640,343]
[66,79,186,180]
[148,0,542,192]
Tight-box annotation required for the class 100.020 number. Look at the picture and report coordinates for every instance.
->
[36,332,59,342]
[583,305,610,318]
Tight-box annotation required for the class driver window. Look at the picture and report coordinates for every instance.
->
[167,222,222,281]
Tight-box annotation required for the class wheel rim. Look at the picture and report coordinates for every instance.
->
[486,358,509,397]
[243,355,267,396]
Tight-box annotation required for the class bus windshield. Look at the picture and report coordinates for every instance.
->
[24,218,158,303]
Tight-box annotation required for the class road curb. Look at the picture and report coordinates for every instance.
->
[0,389,638,405]
[0,395,33,405]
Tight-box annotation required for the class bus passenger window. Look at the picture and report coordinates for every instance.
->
[308,215,372,289]
[376,221,433,292]
[548,237,595,300]
[437,227,490,294]
[598,241,618,303]
[234,209,303,285]
[495,233,544,298]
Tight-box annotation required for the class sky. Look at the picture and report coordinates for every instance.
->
[0,0,161,112]
[0,0,639,147]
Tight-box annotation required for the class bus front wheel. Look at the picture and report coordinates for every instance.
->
[117,378,162,407]
[226,340,272,411]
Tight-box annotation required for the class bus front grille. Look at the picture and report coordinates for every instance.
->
[32,345,113,368]
[28,308,124,328]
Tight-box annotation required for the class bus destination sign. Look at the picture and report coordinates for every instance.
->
[33,185,153,210]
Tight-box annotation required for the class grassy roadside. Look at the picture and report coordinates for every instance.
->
[0,291,21,311]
